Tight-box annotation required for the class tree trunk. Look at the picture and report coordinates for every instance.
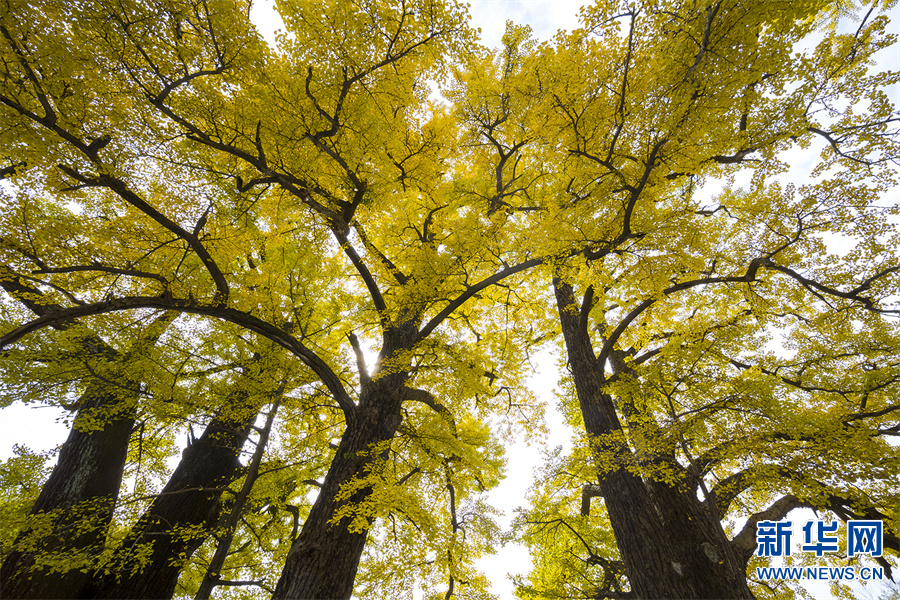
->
[554,280,754,599]
[0,272,173,600]
[272,369,406,600]
[0,385,136,599]
[84,395,261,600]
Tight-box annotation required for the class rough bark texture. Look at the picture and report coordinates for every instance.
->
[272,381,405,599]
[83,397,260,600]
[0,386,135,600]
[272,326,412,600]
[554,280,754,600]
[0,271,175,600]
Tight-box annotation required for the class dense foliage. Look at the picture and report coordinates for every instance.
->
[1,0,897,598]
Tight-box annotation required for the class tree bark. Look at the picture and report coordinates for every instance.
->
[0,385,136,599]
[194,398,282,600]
[272,380,404,599]
[272,324,413,600]
[554,280,754,599]
[0,272,172,599]
[84,394,262,600]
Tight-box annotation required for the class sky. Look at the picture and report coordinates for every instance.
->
[1,1,897,599]
[458,0,585,47]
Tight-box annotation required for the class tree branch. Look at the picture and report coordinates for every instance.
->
[732,494,804,562]
[55,166,229,303]
[0,295,355,417]
[597,257,771,371]
[401,387,456,434]
[347,332,371,388]
[767,263,898,313]
[580,483,603,516]
[417,257,543,342]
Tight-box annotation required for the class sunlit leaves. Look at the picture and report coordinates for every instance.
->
[1,0,897,597]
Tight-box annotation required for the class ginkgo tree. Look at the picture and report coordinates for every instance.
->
[447,1,900,599]
[1,0,898,599]
[1,0,542,598]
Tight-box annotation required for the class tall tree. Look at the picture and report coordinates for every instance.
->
[2,0,898,599]
[84,353,286,599]
[1,0,537,598]
[0,266,175,599]
[463,1,899,598]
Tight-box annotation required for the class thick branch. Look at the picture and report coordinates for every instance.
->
[732,494,804,562]
[402,387,456,434]
[597,257,771,371]
[580,483,603,516]
[354,223,408,286]
[767,263,898,313]
[0,295,355,416]
[710,464,796,519]
[332,228,388,325]
[34,265,169,290]
[56,166,229,302]
[1,265,67,317]
[347,332,371,388]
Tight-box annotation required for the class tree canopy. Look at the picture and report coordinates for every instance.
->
[1,0,898,599]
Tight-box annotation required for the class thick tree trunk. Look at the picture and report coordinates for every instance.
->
[554,280,754,599]
[644,474,753,598]
[0,386,136,600]
[0,273,173,600]
[84,395,261,600]
[272,366,407,600]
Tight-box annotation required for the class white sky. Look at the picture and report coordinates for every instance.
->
[1,1,897,599]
